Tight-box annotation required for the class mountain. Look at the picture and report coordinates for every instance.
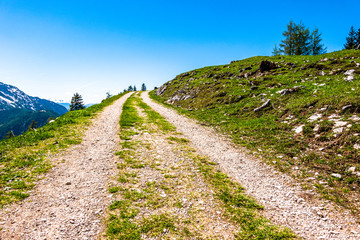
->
[56,103,96,111]
[152,49,360,213]
[57,102,71,110]
[0,82,68,139]
[0,82,67,115]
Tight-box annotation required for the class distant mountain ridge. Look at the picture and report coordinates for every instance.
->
[0,82,68,139]
[0,82,67,115]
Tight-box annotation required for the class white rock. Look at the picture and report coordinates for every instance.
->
[348,167,356,172]
[350,115,360,121]
[334,120,348,128]
[345,75,354,81]
[333,127,344,133]
[354,144,360,150]
[308,113,322,122]
[331,173,342,179]
[293,125,304,134]
[344,69,355,75]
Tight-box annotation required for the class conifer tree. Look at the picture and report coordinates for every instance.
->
[28,120,37,131]
[133,85,137,91]
[280,21,296,55]
[5,130,15,139]
[344,26,357,49]
[356,28,360,49]
[272,44,281,56]
[293,22,311,55]
[106,91,112,99]
[141,83,147,91]
[69,93,85,111]
[127,85,133,91]
[310,28,327,55]
[279,21,326,56]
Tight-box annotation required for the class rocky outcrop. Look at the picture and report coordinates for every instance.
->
[277,86,305,96]
[259,60,279,73]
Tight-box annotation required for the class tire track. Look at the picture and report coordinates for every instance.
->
[142,91,360,240]
[0,93,132,240]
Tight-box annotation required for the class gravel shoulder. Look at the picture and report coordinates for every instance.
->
[0,93,132,240]
[142,91,360,240]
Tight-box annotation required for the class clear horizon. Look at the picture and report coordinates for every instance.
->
[0,0,359,103]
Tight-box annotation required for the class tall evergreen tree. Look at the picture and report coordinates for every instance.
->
[280,21,296,55]
[293,22,311,55]
[69,93,85,111]
[280,21,325,56]
[310,28,327,55]
[272,44,281,56]
[356,28,360,49]
[127,85,133,91]
[344,26,357,49]
[141,83,147,91]
[133,85,137,91]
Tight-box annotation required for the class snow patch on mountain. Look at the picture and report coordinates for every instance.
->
[0,82,67,115]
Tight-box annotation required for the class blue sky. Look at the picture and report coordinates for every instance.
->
[0,0,359,103]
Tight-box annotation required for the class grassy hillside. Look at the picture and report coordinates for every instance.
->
[0,109,60,139]
[151,50,360,215]
[0,93,125,207]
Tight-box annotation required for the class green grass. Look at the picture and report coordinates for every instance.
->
[150,49,360,214]
[167,136,189,143]
[136,98,176,132]
[0,93,126,207]
[106,93,296,239]
[119,94,143,129]
[191,153,295,239]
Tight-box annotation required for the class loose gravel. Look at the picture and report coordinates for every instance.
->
[0,93,131,240]
[106,103,238,239]
[142,92,360,240]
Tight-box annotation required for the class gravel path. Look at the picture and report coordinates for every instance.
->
[142,92,360,240]
[108,104,238,239]
[0,93,131,240]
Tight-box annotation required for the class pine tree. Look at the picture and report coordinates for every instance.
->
[28,120,37,131]
[106,91,112,99]
[280,21,297,55]
[344,26,357,49]
[272,44,281,56]
[279,21,326,56]
[127,85,133,91]
[356,28,360,49]
[293,22,311,55]
[69,93,85,111]
[310,28,327,55]
[5,130,15,139]
[133,85,137,91]
[141,83,147,91]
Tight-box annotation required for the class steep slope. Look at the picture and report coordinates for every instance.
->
[0,82,68,139]
[152,49,360,215]
[0,109,59,138]
[0,82,67,115]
